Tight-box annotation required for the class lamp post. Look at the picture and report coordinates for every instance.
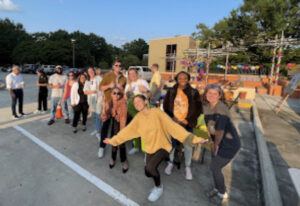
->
[71,38,76,68]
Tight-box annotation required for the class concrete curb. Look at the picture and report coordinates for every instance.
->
[251,100,283,206]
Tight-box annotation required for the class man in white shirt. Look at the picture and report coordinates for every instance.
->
[48,65,68,125]
[6,65,25,119]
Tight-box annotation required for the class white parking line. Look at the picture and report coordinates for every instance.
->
[90,130,97,136]
[13,125,139,206]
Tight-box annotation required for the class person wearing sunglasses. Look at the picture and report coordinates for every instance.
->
[101,87,128,173]
[62,71,76,122]
[98,60,127,158]
[104,94,208,202]
[70,74,89,133]
[84,67,103,141]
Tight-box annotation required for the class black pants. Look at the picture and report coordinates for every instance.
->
[100,118,112,148]
[145,149,169,187]
[72,102,88,127]
[210,155,231,194]
[111,118,127,162]
[38,91,48,111]
[11,89,23,116]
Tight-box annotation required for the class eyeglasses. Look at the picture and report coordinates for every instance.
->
[114,64,122,67]
[112,92,122,95]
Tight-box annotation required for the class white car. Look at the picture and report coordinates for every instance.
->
[128,66,153,82]
[42,65,56,75]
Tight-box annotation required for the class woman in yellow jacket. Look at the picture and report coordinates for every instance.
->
[104,94,208,202]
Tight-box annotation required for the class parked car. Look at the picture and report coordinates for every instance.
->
[128,66,153,81]
[42,65,56,75]
[22,64,39,73]
[63,68,81,77]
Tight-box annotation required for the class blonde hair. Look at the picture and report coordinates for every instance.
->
[127,68,141,84]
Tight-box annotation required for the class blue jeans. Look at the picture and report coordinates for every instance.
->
[65,98,74,120]
[50,97,68,120]
[92,112,102,132]
[170,126,193,167]
[150,91,161,106]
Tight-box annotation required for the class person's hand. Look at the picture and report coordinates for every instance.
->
[127,84,132,92]
[213,144,219,156]
[92,90,97,94]
[11,93,16,99]
[72,104,75,107]
[109,82,115,89]
[103,138,111,145]
[57,83,61,88]
[192,137,209,145]
[181,119,188,125]
[138,85,147,93]
[117,83,123,89]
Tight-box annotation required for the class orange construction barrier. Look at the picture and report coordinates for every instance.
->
[56,103,63,119]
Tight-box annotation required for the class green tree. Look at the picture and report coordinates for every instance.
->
[0,18,30,65]
[119,54,140,69]
[122,38,148,60]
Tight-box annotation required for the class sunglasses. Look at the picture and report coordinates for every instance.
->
[114,64,122,67]
[112,92,122,95]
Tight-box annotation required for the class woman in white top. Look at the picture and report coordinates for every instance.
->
[124,68,150,154]
[71,74,89,133]
[84,68,103,140]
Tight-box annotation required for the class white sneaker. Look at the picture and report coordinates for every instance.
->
[98,148,104,158]
[41,111,47,114]
[164,162,174,175]
[96,133,101,142]
[128,147,139,155]
[185,166,193,180]
[148,185,163,202]
[33,110,41,114]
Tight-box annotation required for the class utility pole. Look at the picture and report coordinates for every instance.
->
[71,39,76,68]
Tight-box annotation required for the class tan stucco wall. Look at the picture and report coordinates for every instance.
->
[148,35,196,73]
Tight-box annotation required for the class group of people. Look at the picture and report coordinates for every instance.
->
[6,62,240,204]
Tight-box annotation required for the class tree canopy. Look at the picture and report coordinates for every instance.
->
[0,18,149,69]
[192,0,300,74]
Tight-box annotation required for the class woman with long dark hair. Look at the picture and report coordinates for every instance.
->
[70,74,89,133]
[104,94,208,202]
[101,86,128,173]
[202,84,240,204]
[34,69,48,114]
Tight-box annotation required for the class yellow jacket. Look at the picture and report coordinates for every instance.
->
[109,108,205,154]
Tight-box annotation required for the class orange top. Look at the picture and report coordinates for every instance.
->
[173,88,189,122]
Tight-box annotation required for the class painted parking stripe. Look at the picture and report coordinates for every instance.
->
[13,125,139,206]
[90,130,97,136]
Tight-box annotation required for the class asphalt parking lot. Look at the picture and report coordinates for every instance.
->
[0,71,261,206]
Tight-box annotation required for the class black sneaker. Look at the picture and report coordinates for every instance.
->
[48,119,55,125]
[205,188,219,198]
[65,119,70,124]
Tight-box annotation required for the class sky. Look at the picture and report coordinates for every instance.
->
[0,0,243,47]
